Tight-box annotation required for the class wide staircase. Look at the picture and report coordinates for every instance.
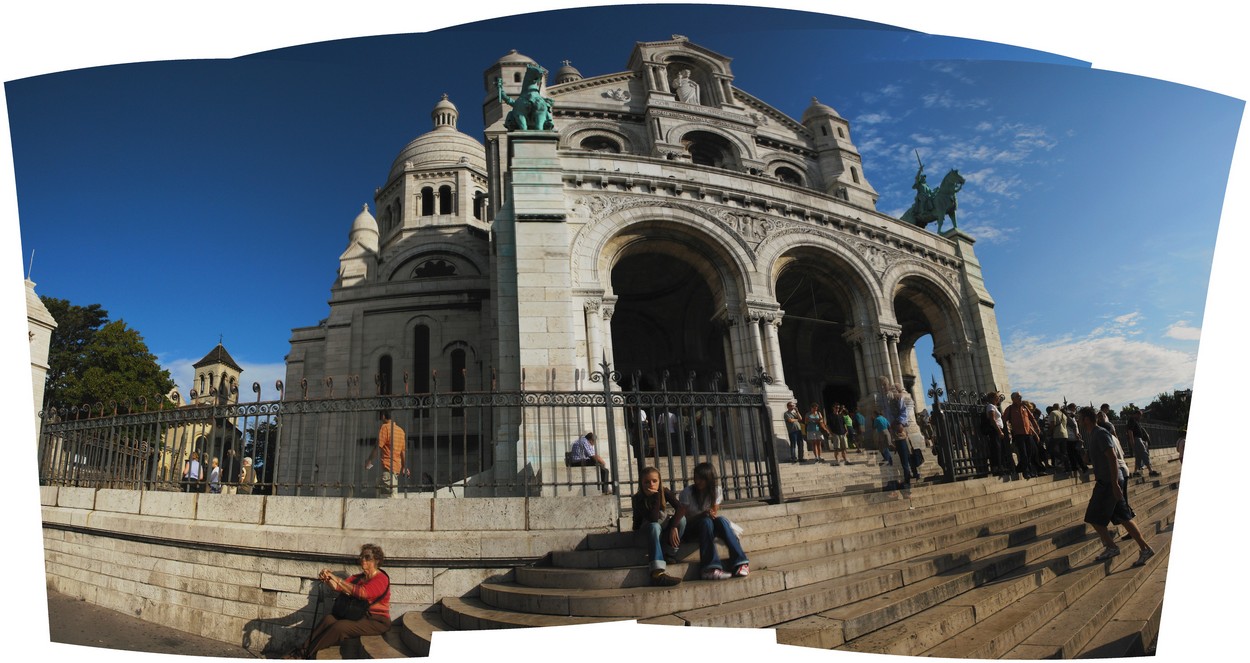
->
[322,450,1180,659]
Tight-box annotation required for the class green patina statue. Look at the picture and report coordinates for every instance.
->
[902,152,965,233]
[497,63,555,132]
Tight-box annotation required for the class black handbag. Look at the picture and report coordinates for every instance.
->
[330,570,389,620]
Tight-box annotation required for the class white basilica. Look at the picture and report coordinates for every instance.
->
[285,37,1010,478]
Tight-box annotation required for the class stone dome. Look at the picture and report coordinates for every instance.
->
[349,204,379,252]
[801,96,842,123]
[554,60,582,84]
[387,96,487,183]
[495,49,536,66]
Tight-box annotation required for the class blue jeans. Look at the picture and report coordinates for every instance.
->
[788,429,804,461]
[688,515,748,572]
[893,438,916,484]
[640,517,685,572]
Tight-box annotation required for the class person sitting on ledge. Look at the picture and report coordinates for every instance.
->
[569,431,611,494]
[286,543,391,659]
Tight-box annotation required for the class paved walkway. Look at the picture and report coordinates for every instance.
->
[47,589,255,658]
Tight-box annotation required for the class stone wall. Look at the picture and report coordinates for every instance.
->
[41,486,618,656]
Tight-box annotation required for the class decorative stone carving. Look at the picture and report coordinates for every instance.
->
[862,245,890,275]
[602,88,631,102]
[583,299,601,313]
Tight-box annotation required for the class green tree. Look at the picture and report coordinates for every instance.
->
[41,297,174,412]
[41,297,108,408]
[1140,389,1192,428]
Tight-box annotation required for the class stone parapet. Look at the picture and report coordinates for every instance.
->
[41,490,621,655]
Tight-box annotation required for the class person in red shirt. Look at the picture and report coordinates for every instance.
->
[290,543,391,659]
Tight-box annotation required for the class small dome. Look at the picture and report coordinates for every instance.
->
[801,96,842,123]
[350,204,379,252]
[554,60,582,84]
[431,93,459,130]
[495,49,536,66]
[387,96,487,183]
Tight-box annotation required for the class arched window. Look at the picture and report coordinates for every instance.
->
[473,191,485,220]
[820,126,828,137]
[378,355,393,395]
[513,71,521,83]
[775,166,803,186]
[683,131,736,170]
[451,348,466,416]
[837,127,845,139]
[412,259,457,278]
[851,167,861,184]
[421,187,434,216]
[580,136,621,153]
[413,325,431,395]
[438,185,453,215]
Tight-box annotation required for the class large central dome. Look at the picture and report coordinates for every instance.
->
[387,95,486,183]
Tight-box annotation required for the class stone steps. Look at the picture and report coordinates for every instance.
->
[914,479,1178,658]
[404,452,1180,658]
[852,491,1176,657]
[397,608,448,658]
[1076,546,1170,658]
[480,473,1149,626]
[359,627,415,659]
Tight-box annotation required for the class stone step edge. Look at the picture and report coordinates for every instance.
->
[1006,529,1176,659]
[1074,547,1171,658]
[913,497,1177,659]
[770,488,1178,655]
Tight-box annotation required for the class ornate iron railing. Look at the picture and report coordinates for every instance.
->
[36,361,780,505]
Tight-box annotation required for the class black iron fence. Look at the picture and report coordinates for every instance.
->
[927,388,1185,481]
[37,361,780,506]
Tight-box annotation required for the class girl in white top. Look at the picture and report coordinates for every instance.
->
[678,462,749,581]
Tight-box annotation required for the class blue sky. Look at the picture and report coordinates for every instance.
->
[5,5,1238,411]
[4,3,1246,662]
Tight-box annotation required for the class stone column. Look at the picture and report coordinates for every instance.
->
[746,312,767,375]
[601,300,616,367]
[762,315,787,386]
[584,299,603,374]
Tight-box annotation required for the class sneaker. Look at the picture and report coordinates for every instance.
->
[701,568,732,581]
[1149,470,1161,477]
[733,563,750,578]
[651,570,682,586]
[1120,531,1133,541]
[1095,546,1121,561]
[1133,547,1156,567]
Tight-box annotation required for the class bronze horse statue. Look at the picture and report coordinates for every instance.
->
[902,168,965,233]
[497,63,554,132]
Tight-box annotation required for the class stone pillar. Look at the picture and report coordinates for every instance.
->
[762,316,787,386]
[27,279,57,441]
[945,228,1011,395]
[584,299,603,374]
[746,312,767,375]
[600,299,617,367]
[491,131,581,491]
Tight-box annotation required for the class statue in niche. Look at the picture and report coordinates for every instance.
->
[497,63,554,131]
[901,151,965,233]
[671,68,700,104]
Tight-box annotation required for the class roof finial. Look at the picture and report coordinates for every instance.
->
[562,59,572,67]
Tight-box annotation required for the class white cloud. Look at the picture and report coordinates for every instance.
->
[1005,328,1196,409]
[856,112,893,125]
[1164,320,1202,341]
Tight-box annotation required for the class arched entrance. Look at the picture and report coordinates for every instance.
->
[892,274,968,400]
[774,250,870,412]
[609,252,726,390]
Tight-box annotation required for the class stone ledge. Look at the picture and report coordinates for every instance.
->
[57,486,96,510]
[95,489,141,514]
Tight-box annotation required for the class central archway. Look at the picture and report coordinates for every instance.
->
[610,251,726,390]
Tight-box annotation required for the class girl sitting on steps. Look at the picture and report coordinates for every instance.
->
[679,462,750,580]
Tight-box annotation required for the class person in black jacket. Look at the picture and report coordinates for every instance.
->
[631,466,687,586]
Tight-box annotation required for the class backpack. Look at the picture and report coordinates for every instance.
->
[979,407,997,437]
[911,448,925,467]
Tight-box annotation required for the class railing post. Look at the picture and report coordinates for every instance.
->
[594,355,621,512]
